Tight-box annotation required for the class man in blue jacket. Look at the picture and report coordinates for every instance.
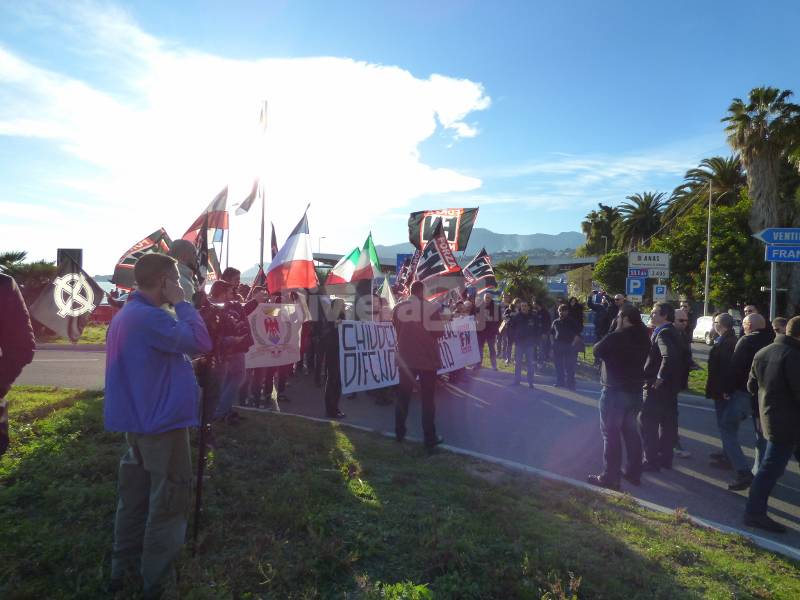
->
[105,253,211,598]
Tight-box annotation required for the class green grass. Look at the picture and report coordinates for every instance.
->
[2,386,799,599]
[687,362,709,397]
[489,344,599,382]
[37,323,108,345]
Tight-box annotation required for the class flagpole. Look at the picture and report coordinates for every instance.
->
[225,228,230,271]
[259,183,265,270]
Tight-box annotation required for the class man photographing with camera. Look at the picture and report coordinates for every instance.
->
[104,253,211,598]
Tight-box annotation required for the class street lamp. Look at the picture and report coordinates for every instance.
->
[703,185,713,316]
[317,236,326,266]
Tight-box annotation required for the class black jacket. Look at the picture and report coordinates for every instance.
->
[509,311,541,343]
[747,335,800,444]
[643,323,690,395]
[0,274,36,397]
[392,296,443,371]
[705,329,737,401]
[551,317,580,345]
[593,324,650,393]
[726,329,773,396]
[588,297,611,338]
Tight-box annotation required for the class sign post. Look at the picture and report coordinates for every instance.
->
[626,277,645,303]
[753,228,800,321]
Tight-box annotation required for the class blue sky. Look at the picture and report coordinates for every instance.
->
[1,0,798,274]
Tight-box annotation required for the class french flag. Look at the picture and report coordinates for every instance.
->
[266,207,319,291]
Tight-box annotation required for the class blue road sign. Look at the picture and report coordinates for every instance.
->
[548,281,568,294]
[765,245,800,262]
[626,277,646,296]
[754,228,800,245]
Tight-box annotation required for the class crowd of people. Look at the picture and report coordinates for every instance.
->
[4,246,800,597]
[587,294,799,536]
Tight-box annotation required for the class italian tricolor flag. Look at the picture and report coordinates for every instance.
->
[325,246,361,285]
[351,233,381,281]
[325,233,381,285]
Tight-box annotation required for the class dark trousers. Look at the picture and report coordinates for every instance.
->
[324,351,341,416]
[553,342,576,388]
[514,341,535,385]
[746,439,796,516]
[599,388,642,483]
[638,385,678,467]
[477,332,497,369]
[395,367,437,446]
[249,366,286,404]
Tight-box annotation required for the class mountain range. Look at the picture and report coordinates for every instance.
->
[374,228,584,257]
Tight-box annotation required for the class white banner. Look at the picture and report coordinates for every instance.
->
[245,303,303,368]
[437,316,480,374]
[339,320,399,395]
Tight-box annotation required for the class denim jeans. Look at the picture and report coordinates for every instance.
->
[514,342,535,385]
[599,388,642,483]
[751,415,768,475]
[214,353,246,420]
[714,390,752,472]
[745,439,796,516]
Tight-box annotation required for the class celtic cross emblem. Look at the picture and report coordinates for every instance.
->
[53,273,95,318]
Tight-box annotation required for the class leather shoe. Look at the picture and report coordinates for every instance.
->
[641,461,660,473]
[586,474,620,491]
[743,513,787,533]
[728,471,754,491]
[426,436,444,449]
[622,471,641,486]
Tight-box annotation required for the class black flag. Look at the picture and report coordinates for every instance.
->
[412,222,464,300]
[408,207,478,251]
[111,228,173,290]
[29,256,105,342]
[463,248,497,294]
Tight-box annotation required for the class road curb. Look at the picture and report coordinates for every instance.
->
[236,404,800,563]
[36,343,106,351]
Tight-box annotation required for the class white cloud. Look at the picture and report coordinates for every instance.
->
[472,135,727,212]
[0,2,490,273]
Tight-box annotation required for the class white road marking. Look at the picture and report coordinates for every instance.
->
[33,358,100,362]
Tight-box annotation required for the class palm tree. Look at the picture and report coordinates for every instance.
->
[494,255,548,301]
[577,203,620,256]
[0,250,27,274]
[663,156,746,226]
[613,192,666,251]
[722,87,800,230]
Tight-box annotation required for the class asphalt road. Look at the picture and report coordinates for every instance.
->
[15,347,800,553]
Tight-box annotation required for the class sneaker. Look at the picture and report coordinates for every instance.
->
[743,513,787,533]
[728,471,754,491]
[586,474,620,491]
